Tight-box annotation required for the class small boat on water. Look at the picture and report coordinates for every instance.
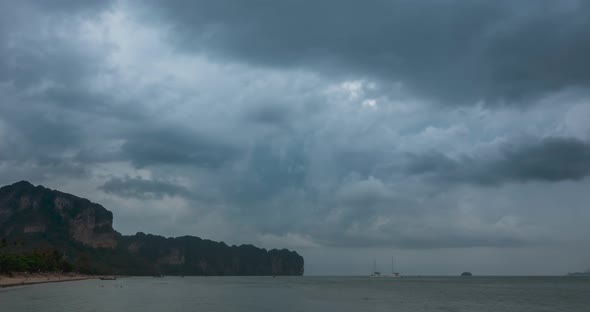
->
[370,259,382,277]
[99,276,117,280]
[370,272,382,277]
[370,256,401,278]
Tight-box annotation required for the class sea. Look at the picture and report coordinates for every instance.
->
[1,276,589,311]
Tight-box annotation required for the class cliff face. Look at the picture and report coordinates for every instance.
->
[0,181,304,276]
[118,233,304,276]
[0,181,119,249]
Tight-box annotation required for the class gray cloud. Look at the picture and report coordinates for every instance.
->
[407,137,590,185]
[0,1,113,86]
[142,0,590,105]
[228,141,307,201]
[1,0,590,274]
[495,138,590,182]
[99,177,191,199]
[121,127,241,168]
[245,105,292,126]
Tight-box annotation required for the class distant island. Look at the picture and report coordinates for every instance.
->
[567,271,590,276]
[0,181,304,276]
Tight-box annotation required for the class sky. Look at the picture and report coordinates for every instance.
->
[1,0,590,275]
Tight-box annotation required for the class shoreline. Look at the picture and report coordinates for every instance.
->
[0,273,96,288]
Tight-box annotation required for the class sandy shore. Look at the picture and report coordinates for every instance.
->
[0,273,95,288]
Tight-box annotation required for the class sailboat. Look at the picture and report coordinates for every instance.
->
[390,256,400,278]
[370,258,382,277]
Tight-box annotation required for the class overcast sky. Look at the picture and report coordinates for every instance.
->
[1,0,590,275]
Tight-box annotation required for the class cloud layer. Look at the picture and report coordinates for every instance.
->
[1,0,590,274]
[143,0,590,104]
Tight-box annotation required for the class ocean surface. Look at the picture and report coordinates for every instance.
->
[1,276,589,311]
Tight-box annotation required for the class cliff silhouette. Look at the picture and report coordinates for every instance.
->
[0,181,303,276]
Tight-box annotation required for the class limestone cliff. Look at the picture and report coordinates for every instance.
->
[0,181,119,249]
[0,181,304,276]
[118,233,305,276]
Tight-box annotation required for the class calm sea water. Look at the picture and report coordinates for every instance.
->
[1,276,589,311]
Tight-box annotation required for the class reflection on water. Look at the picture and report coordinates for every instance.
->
[2,276,590,312]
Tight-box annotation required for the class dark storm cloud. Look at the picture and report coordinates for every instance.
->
[407,137,590,185]
[121,128,241,168]
[495,138,590,182]
[0,42,98,88]
[143,0,590,105]
[0,0,119,184]
[99,177,190,199]
[2,0,590,266]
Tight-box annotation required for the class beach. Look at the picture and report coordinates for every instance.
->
[0,273,94,288]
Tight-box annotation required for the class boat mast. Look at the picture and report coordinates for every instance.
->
[391,256,394,274]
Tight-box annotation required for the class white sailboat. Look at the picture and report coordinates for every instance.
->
[390,256,400,278]
[370,258,382,277]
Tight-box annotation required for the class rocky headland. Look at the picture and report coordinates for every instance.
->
[0,181,304,276]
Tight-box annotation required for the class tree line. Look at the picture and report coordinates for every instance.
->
[0,238,73,274]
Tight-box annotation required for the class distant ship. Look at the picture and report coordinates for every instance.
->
[99,276,117,280]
